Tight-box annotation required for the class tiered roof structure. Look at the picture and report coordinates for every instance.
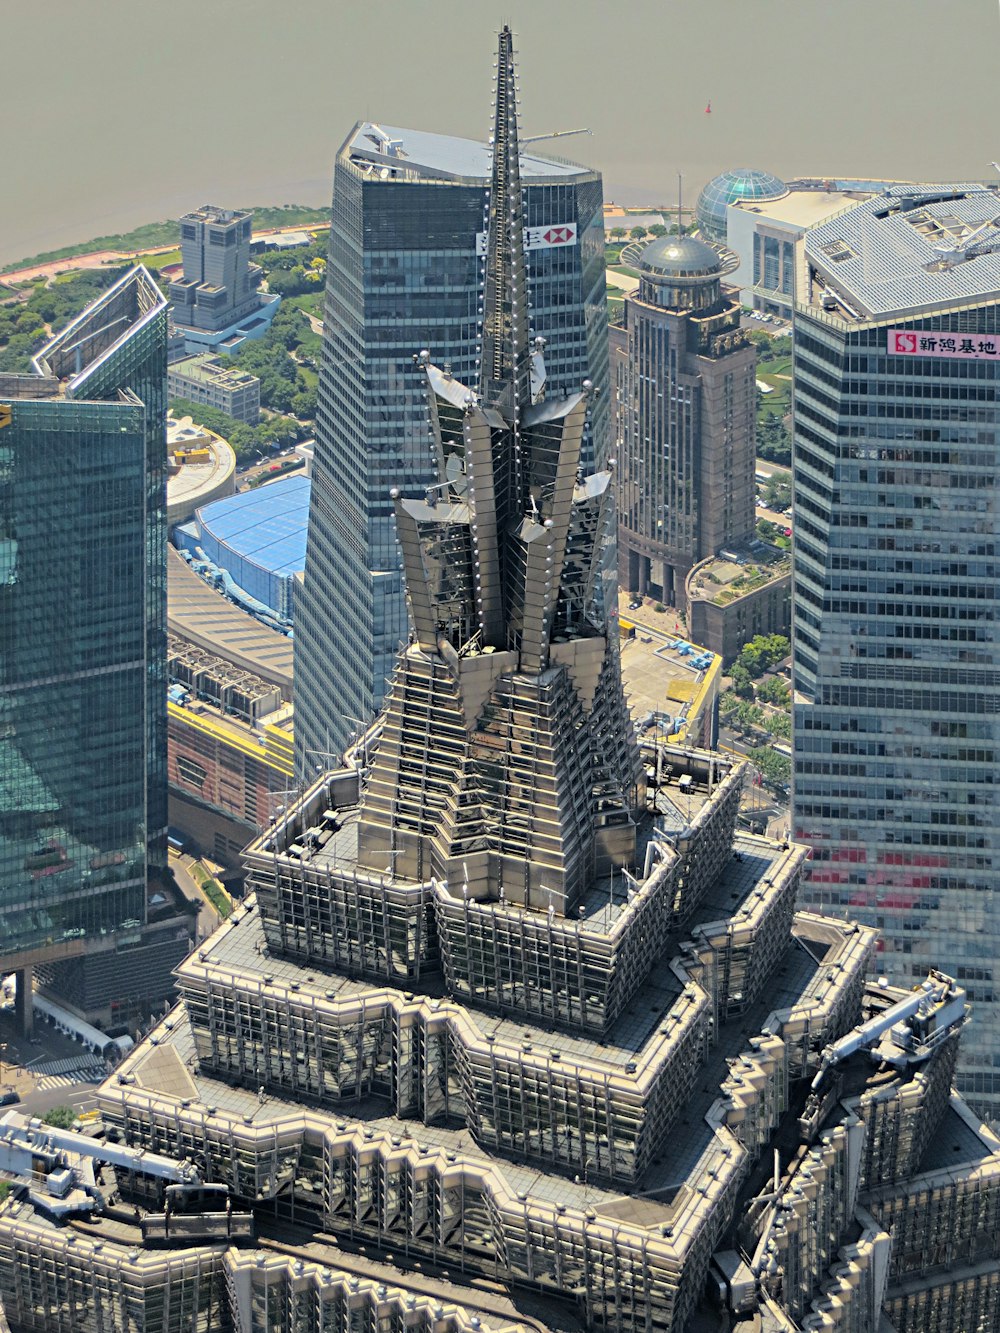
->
[1,35,999,1333]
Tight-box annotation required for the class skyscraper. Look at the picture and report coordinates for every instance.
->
[5,36,993,1333]
[792,184,1000,1117]
[293,114,609,775]
[613,236,757,607]
[0,267,169,1021]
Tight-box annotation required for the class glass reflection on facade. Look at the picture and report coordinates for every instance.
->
[293,124,610,775]
[792,186,1000,1117]
[0,268,167,958]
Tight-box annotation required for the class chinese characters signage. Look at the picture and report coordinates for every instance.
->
[888,328,1000,361]
[476,222,577,256]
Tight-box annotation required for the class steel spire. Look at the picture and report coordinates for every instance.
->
[479,24,531,417]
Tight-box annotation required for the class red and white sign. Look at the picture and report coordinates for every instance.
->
[888,328,1000,361]
[476,222,578,256]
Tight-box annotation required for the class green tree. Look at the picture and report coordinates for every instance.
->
[747,746,791,788]
[750,330,774,362]
[735,634,791,680]
[647,223,668,238]
[629,226,648,241]
[757,676,791,708]
[762,473,792,512]
[768,710,792,740]
[14,310,44,335]
[729,661,754,697]
[43,1106,76,1130]
[610,227,626,241]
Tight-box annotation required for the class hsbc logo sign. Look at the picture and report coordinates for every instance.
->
[476,222,578,255]
[530,224,576,246]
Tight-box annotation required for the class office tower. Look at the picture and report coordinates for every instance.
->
[168,207,261,333]
[293,110,609,776]
[5,39,992,1333]
[0,268,169,1020]
[792,184,1000,1117]
[614,237,756,607]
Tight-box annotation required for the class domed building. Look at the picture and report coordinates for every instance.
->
[636,234,723,311]
[612,229,757,610]
[696,168,787,242]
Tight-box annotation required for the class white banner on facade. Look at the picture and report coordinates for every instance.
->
[476,222,578,256]
[887,328,1000,360]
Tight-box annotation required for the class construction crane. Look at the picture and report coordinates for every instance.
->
[521,128,592,145]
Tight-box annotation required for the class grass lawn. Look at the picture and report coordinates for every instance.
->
[609,263,641,280]
[140,247,182,268]
[190,861,233,919]
[286,291,325,319]
[756,354,794,424]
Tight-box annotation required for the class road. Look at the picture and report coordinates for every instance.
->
[15,1079,103,1121]
[756,503,792,530]
[606,269,639,294]
[1,223,328,287]
[755,459,791,481]
[170,853,223,942]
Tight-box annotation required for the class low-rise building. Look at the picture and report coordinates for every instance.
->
[167,353,260,424]
[687,545,791,663]
[167,640,294,867]
[165,418,237,525]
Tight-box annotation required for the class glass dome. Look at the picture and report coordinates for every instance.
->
[696,169,788,242]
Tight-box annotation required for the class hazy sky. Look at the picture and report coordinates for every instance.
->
[3,0,999,266]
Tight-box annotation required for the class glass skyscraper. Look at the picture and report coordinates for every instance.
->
[0,267,168,969]
[294,122,609,775]
[792,185,1000,1116]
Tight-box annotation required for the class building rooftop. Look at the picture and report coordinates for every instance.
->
[115,897,860,1224]
[169,353,258,390]
[165,420,236,522]
[804,183,1000,319]
[731,186,865,230]
[345,121,590,183]
[181,205,251,226]
[0,267,165,407]
[193,474,310,581]
[639,235,721,279]
[167,547,294,696]
[687,547,791,608]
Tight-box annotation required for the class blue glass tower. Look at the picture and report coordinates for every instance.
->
[0,267,168,978]
[294,119,610,776]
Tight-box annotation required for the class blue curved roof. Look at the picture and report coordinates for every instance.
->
[696,170,787,241]
[197,474,310,576]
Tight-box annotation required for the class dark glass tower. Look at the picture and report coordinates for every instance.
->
[0,267,168,967]
[293,115,609,776]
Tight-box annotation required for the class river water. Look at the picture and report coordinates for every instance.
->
[2,0,998,268]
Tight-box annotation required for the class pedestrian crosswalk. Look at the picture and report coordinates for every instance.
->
[35,1071,100,1093]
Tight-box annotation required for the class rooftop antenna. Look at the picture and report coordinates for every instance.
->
[677,173,683,236]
